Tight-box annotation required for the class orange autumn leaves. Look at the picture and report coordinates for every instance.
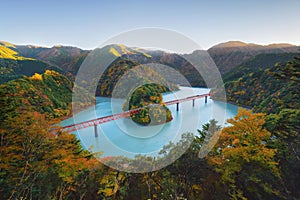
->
[0,111,99,199]
[207,108,279,191]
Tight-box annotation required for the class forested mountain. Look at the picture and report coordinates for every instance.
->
[216,55,300,199]
[0,43,30,60]
[208,41,299,75]
[0,42,63,83]
[96,58,179,97]
[223,53,298,82]
[14,44,89,75]
[212,53,300,114]
[225,59,299,113]
[140,49,207,86]
[100,45,207,87]
[0,70,73,121]
[2,40,299,88]
[1,42,207,87]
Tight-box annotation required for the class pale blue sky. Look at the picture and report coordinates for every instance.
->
[1,0,299,49]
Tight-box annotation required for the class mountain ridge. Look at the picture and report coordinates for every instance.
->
[1,40,299,86]
[210,40,296,49]
[2,40,298,51]
[207,41,299,74]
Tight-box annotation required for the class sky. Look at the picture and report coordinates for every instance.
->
[1,0,300,50]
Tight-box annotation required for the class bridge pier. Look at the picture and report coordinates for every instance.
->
[192,99,195,107]
[176,103,179,111]
[205,96,207,104]
[94,124,98,138]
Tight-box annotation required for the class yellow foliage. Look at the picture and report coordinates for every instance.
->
[45,70,60,76]
[45,70,53,75]
[232,138,240,145]
[0,45,33,60]
[100,188,114,196]
[30,73,43,81]
[143,52,152,58]
[0,40,16,48]
[118,44,130,54]
[109,47,121,57]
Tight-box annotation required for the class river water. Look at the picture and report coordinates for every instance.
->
[61,87,238,158]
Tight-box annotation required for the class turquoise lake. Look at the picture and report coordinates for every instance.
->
[61,87,239,158]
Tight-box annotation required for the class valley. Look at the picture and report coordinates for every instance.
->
[0,40,299,199]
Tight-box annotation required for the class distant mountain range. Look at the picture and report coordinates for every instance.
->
[0,41,88,78]
[1,40,298,78]
[0,40,299,101]
[208,41,299,74]
[0,39,299,118]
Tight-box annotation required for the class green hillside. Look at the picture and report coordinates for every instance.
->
[209,54,300,199]
[96,58,179,97]
[216,55,300,114]
[223,53,298,82]
[0,59,64,84]
[15,45,89,78]
[0,70,73,122]
[0,43,64,84]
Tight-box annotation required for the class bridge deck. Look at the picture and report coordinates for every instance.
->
[62,93,210,132]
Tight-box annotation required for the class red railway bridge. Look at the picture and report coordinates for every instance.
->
[62,93,211,137]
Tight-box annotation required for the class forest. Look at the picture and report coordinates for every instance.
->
[0,42,299,199]
[123,83,173,126]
